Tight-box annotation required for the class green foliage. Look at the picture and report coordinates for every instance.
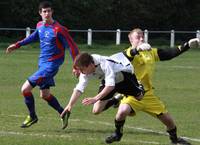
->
[0,0,199,30]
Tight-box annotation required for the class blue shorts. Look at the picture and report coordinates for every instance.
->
[28,65,59,90]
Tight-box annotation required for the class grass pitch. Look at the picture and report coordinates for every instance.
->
[0,42,200,145]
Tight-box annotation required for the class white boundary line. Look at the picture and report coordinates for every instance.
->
[0,130,161,145]
[1,114,200,143]
[0,130,72,139]
[158,65,200,70]
[82,119,200,143]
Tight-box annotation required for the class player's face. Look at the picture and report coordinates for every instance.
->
[78,64,95,75]
[129,32,144,47]
[39,8,53,23]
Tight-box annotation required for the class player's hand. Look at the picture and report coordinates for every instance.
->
[188,38,200,48]
[60,106,71,130]
[82,97,97,105]
[136,43,151,51]
[6,44,17,54]
[60,105,71,118]
[72,68,80,78]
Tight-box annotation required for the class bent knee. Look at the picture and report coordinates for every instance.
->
[116,109,131,120]
[21,91,33,97]
[40,90,50,99]
[117,111,127,119]
[40,94,50,100]
[21,88,31,96]
[92,109,101,115]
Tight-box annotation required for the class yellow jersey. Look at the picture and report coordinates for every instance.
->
[122,47,167,116]
[126,47,160,96]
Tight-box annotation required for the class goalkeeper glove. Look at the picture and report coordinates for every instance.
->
[124,43,152,61]
[136,43,152,51]
[188,38,200,48]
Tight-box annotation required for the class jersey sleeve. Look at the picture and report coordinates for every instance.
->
[15,29,39,48]
[157,43,190,61]
[58,27,79,61]
[151,48,160,62]
[123,47,139,61]
[74,74,89,93]
[102,62,116,86]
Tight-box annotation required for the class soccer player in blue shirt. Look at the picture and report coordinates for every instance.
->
[6,1,79,128]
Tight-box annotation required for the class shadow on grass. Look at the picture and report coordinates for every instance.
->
[56,127,167,138]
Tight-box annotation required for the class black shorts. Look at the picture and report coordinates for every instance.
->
[99,72,143,100]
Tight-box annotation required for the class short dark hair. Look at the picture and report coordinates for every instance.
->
[39,1,52,11]
[73,52,94,69]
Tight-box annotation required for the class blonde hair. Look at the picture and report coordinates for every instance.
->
[128,28,143,37]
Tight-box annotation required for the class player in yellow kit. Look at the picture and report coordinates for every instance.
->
[105,28,200,144]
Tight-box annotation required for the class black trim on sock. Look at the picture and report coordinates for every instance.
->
[115,119,125,134]
[167,126,178,142]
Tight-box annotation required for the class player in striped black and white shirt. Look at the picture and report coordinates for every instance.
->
[61,52,145,129]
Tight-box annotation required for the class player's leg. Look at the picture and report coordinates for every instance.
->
[36,66,64,114]
[105,104,132,144]
[21,80,38,128]
[40,88,70,129]
[143,94,191,145]
[92,100,109,114]
[100,96,122,111]
[41,67,71,129]
[92,80,120,114]
[40,89,64,114]
[158,113,191,145]
[157,112,176,130]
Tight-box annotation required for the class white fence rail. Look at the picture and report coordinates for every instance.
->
[0,27,199,48]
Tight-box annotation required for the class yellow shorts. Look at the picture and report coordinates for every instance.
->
[121,94,168,117]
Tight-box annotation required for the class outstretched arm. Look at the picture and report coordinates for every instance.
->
[158,38,200,61]
[61,89,82,117]
[82,86,115,105]
[5,30,39,54]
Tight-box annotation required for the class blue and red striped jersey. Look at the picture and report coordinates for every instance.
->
[15,21,79,67]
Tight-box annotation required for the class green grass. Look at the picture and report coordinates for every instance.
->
[0,43,200,145]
